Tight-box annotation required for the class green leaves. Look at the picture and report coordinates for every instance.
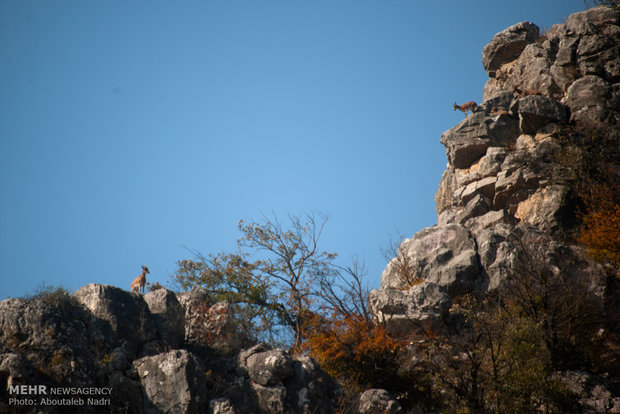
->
[173,212,345,348]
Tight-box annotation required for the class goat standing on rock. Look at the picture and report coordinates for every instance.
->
[453,101,478,117]
[131,265,149,294]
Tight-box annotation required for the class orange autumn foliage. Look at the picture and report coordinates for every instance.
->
[577,183,620,266]
[301,311,404,390]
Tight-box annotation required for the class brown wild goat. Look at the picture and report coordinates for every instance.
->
[453,101,478,117]
[131,265,149,294]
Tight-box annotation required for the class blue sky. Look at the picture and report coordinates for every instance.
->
[0,0,587,299]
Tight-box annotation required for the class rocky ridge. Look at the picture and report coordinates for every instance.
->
[0,284,340,414]
[373,5,619,330]
[371,5,620,411]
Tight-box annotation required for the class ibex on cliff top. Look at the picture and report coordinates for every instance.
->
[131,265,149,294]
[453,101,478,118]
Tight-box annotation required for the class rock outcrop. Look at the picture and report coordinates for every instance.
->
[237,343,339,414]
[353,389,402,414]
[373,6,619,410]
[377,4,619,316]
[133,350,207,414]
[0,286,340,413]
[143,288,185,350]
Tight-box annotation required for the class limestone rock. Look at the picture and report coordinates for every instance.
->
[453,176,497,207]
[549,35,581,91]
[457,147,508,189]
[381,224,480,296]
[482,21,540,77]
[73,283,156,355]
[286,355,339,414]
[252,382,287,414]
[237,344,339,413]
[368,283,451,336]
[514,94,569,134]
[245,348,294,386]
[482,6,619,102]
[440,112,519,169]
[176,285,208,311]
[108,372,145,414]
[464,209,509,235]
[177,286,208,346]
[452,194,492,227]
[473,224,524,291]
[479,90,516,113]
[564,75,614,123]
[179,287,251,354]
[354,389,402,414]
[514,185,565,233]
[133,349,207,414]
[210,398,237,414]
[144,288,185,349]
[0,284,341,414]
[0,296,99,384]
[501,42,562,99]
[493,159,542,212]
[565,6,620,37]
[435,166,458,215]
[555,371,620,414]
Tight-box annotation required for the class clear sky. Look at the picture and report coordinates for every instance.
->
[0,0,587,300]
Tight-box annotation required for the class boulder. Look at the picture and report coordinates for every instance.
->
[564,6,619,37]
[514,185,565,233]
[108,372,145,414]
[435,166,459,215]
[176,286,209,311]
[286,355,339,414]
[73,284,156,356]
[251,382,287,414]
[453,147,508,189]
[479,90,516,113]
[513,95,569,134]
[493,163,538,211]
[203,302,251,354]
[564,75,613,123]
[473,224,524,291]
[238,344,339,413]
[453,176,497,207]
[381,224,480,297]
[354,389,402,414]
[133,349,207,414]
[180,287,251,354]
[368,283,451,336]
[550,35,581,91]
[451,194,492,226]
[482,21,540,77]
[144,288,185,349]
[502,42,563,99]
[245,348,294,386]
[440,112,519,169]
[178,286,209,347]
[436,146,508,218]
[555,370,620,414]
[0,296,99,384]
[464,209,509,235]
[210,398,237,414]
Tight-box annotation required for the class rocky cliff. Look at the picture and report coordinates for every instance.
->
[371,4,620,412]
[1,6,619,414]
[372,4,619,331]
